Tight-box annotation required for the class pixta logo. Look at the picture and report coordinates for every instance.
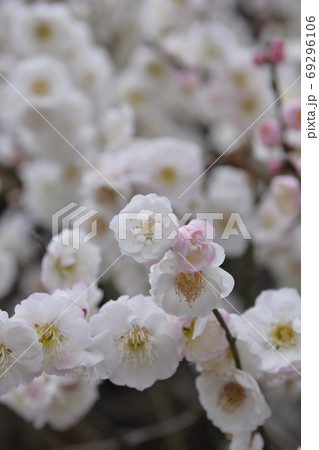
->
[52,203,98,249]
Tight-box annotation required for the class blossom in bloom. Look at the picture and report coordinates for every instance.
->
[242,288,301,376]
[0,311,43,395]
[14,291,91,375]
[149,249,234,318]
[21,160,83,228]
[180,311,229,362]
[16,91,94,165]
[124,138,204,212]
[196,369,271,434]
[0,374,99,430]
[81,162,130,222]
[110,193,179,264]
[108,138,204,213]
[89,295,183,390]
[8,3,79,57]
[172,219,216,273]
[69,47,114,100]
[269,175,301,217]
[41,228,101,292]
[10,55,71,107]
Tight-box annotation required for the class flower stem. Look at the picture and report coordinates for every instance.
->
[212,308,242,370]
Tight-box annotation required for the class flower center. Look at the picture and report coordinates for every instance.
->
[146,61,164,77]
[241,97,258,114]
[217,382,246,414]
[55,257,77,278]
[175,272,204,304]
[125,89,144,106]
[159,166,177,184]
[34,21,52,40]
[0,343,11,373]
[31,79,50,95]
[231,71,247,88]
[271,321,297,348]
[140,218,155,240]
[119,325,154,369]
[35,323,67,361]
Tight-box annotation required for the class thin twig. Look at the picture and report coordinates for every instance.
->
[213,308,242,369]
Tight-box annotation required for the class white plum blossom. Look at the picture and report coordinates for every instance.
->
[21,160,83,227]
[89,295,183,390]
[0,374,99,430]
[16,90,94,164]
[8,2,81,57]
[41,228,101,292]
[242,288,301,377]
[110,193,179,264]
[10,55,71,107]
[180,311,229,362]
[269,175,301,218]
[81,164,130,222]
[69,47,114,101]
[149,249,234,318]
[14,291,91,375]
[123,138,204,212]
[196,369,271,434]
[0,311,43,395]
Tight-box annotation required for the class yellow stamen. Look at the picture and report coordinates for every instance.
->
[119,325,154,370]
[35,323,67,362]
[271,321,297,349]
[0,343,11,373]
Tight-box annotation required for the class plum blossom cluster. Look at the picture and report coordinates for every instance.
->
[0,0,300,447]
[0,194,301,450]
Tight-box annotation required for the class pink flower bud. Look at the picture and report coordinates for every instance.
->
[282,100,301,129]
[267,37,285,64]
[173,219,216,272]
[258,118,282,146]
[270,175,301,216]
